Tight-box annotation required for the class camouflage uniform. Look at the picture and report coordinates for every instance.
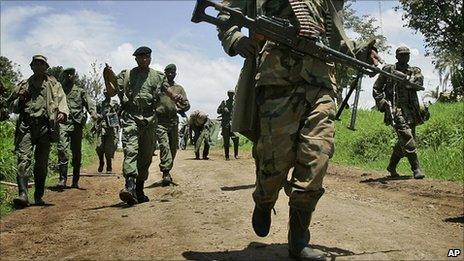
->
[57,68,96,188]
[217,0,375,259]
[373,46,426,179]
[116,47,168,205]
[95,97,120,173]
[217,91,239,160]
[188,110,212,159]
[11,55,68,207]
[155,64,190,184]
[0,82,10,121]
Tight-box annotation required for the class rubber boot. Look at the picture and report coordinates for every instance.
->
[252,205,272,237]
[233,138,239,159]
[407,153,425,179]
[71,167,80,188]
[288,207,326,261]
[202,146,210,160]
[195,151,200,160]
[162,171,172,187]
[224,146,230,161]
[136,179,149,203]
[57,164,67,188]
[119,176,138,206]
[13,176,30,209]
[386,152,401,177]
[106,156,112,173]
[34,173,46,206]
[98,154,104,173]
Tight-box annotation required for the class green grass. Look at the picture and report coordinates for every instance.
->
[0,122,97,217]
[236,102,464,183]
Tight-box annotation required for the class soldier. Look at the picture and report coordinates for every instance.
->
[373,46,426,179]
[178,118,189,150]
[56,68,97,189]
[108,46,182,205]
[217,90,239,160]
[155,64,190,186]
[188,110,212,160]
[95,91,120,173]
[216,1,380,260]
[10,55,68,208]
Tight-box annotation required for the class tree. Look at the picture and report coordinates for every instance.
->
[0,56,22,93]
[396,0,463,99]
[78,61,104,102]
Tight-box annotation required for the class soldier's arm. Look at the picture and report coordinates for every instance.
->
[176,86,191,112]
[217,101,225,114]
[372,69,388,111]
[82,89,97,118]
[217,0,248,56]
[408,67,424,90]
[55,82,69,122]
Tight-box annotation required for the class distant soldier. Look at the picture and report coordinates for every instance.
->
[155,64,190,186]
[0,82,10,121]
[217,90,239,160]
[188,110,212,160]
[10,55,68,207]
[104,46,182,206]
[95,91,120,173]
[373,46,426,179]
[56,68,97,189]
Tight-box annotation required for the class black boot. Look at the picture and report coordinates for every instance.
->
[195,151,200,160]
[224,146,230,161]
[98,154,104,173]
[288,207,326,261]
[203,147,210,160]
[136,179,149,203]
[57,163,67,188]
[71,168,80,188]
[34,174,46,206]
[252,205,272,237]
[233,138,239,159]
[386,152,401,177]
[407,153,425,179]
[106,157,112,173]
[13,176,29,209]
[162,171,172,187]
[119,176,138,206]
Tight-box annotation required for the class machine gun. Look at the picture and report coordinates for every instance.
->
[191,0,425,90]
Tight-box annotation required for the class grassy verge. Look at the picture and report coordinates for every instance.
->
[0,122,97,217]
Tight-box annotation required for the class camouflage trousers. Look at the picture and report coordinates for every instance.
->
[253,84,335,211]
[96,132,118,161]
[192,127,210,157]
[15,117,51,199]
[392,112,417,158]
[121,115,156,181]
[156,122,178,173]
[57,122,84,171]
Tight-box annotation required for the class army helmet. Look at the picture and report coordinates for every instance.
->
[30,54,50,68]
[396,46,410,55]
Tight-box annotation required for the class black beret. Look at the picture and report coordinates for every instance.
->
[133,46,152,56]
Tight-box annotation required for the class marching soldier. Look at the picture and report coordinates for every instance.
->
[95,91,120,173]
[188,110,212,160]
[217,90,239,160]
[11,55,68,207]
[56,68,97,189]
[215,0,380,259]
[155,64,190,186]
[373,46,427,179]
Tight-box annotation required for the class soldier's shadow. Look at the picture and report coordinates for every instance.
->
[84,202,132,210]
[220,184,255,191]
[182,242,357,261]
[360,175,412,184]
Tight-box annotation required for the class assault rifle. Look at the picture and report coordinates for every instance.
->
[191,0,425,91]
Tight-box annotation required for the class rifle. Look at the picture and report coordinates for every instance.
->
[191,0,425,91]
[335,74,361,120]
[347,73,363,130]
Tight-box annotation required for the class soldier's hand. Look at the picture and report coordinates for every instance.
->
[233,36,259,59]
[56,113,66,123]
[369,49,382,66]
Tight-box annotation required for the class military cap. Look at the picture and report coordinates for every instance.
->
[30,54,49,68]
[165,64,177,71]
[63,67,76,74]
[133,46,152,56]
[396,46,410,55]
[227,90,235,94]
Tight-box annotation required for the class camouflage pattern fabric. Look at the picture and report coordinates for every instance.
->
[217,97,239,157]
[95,99,119,161]
[117,67,167,180]
[188,111,212,157]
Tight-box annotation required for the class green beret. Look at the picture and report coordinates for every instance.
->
[133,46,152,56]
[63,67,76,74]
[165,64,177,71]
[396,46,410,55]
[30,55,49,68]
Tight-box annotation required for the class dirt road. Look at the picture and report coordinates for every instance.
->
[1,149,463,260]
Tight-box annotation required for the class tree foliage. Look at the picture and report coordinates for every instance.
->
[397,0,463,98]
[0,56,22,94]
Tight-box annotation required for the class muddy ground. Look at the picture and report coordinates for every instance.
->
[1,149,463,260]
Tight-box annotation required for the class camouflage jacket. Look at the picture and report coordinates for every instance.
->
[96,99,119,136]
[117,67,168,124]
[62,83,96,126]
[11,74,69,122]
[373,63,424,126]
[217,0,374,141]
[217,98,234,128]
[188,110,212,130]
[156,82,190,125]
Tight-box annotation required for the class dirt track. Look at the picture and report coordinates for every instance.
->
[1,149,463,260]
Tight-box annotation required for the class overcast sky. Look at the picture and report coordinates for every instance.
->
[1,0,441,117]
